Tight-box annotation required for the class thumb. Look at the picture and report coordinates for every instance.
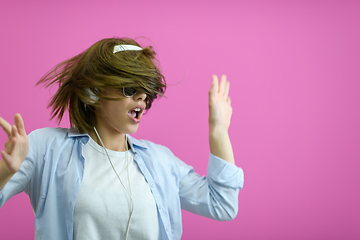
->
[1,150,19,174]
[1,150,11,163]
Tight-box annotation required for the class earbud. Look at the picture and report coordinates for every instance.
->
[85,88,99,103]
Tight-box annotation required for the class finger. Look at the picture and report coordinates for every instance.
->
[218,75,227,96]
[14,114,26,137]
[10,125,19,139]
[0,117,12,137]
[227,96,231,105]
[224,80,230,99]
[5,137,16,154]
[211,75,219,93]
[1,150,11,162]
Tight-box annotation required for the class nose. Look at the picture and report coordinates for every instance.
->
[133,91,147,101]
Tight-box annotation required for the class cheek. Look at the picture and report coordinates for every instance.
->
[99,98,130,119]
[107,102,127,119]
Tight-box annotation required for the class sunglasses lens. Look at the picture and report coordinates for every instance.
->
[123,87,137,97]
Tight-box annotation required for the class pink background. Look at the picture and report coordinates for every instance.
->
[1,0,359,239]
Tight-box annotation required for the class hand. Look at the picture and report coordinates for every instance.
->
[209,75,232,131]
[0,114,29,174]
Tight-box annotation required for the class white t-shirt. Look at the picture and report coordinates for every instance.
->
[74,137,160,239]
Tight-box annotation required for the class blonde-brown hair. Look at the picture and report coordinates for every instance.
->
[37,37,166,133]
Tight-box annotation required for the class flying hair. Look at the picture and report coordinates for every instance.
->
[37,37,166,133]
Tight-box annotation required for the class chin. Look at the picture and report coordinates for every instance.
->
[125,125,140,135]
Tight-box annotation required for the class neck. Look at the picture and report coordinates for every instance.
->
[89,126,128,152]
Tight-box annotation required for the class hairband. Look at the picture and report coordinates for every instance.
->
[113,44,142,53]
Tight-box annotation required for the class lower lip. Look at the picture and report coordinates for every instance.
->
[128,113,141,124]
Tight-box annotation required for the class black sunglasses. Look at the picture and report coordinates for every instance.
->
[122,87,137,97]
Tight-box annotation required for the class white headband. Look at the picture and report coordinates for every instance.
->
[113,44,142,53]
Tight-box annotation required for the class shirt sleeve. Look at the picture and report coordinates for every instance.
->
[177,153,244,221]
[0,131,36,208]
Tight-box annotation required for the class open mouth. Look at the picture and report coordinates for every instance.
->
[129,108,142,119]
[128,106,145,122]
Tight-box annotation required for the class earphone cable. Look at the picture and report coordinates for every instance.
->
[93,127,134,240]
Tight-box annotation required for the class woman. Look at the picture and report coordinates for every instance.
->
[0,37,244,240]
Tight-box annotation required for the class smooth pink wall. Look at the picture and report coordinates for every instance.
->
[1,0,360,239]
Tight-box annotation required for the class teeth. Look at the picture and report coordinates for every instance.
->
[134,108,141,112]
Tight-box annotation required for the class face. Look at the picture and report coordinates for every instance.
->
[94,88,147,136]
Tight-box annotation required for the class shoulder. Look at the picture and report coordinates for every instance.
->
[28,127,85,147]
[128,136,180,170]
[29,127,69,137]
[128,135,192,170]
[26,127,88,167]
[129,136,194,183]
[23,128,75,170]
[128,135,173,156]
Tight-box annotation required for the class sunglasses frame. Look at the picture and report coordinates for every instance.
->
[122,87,137,98]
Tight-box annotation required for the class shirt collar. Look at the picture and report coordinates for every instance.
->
[126,135,147,149]
[66,128,147,149]
[67,128,88,138]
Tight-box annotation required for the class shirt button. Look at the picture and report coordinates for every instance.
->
[151,183,154,187]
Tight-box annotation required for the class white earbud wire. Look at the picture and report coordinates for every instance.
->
[93,127,134,240]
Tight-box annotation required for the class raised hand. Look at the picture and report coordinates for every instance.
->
[0,114,29,174]
[208,75,232,131]
[208,75,235,164]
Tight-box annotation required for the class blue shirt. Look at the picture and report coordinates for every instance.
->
[0,127,244,240]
